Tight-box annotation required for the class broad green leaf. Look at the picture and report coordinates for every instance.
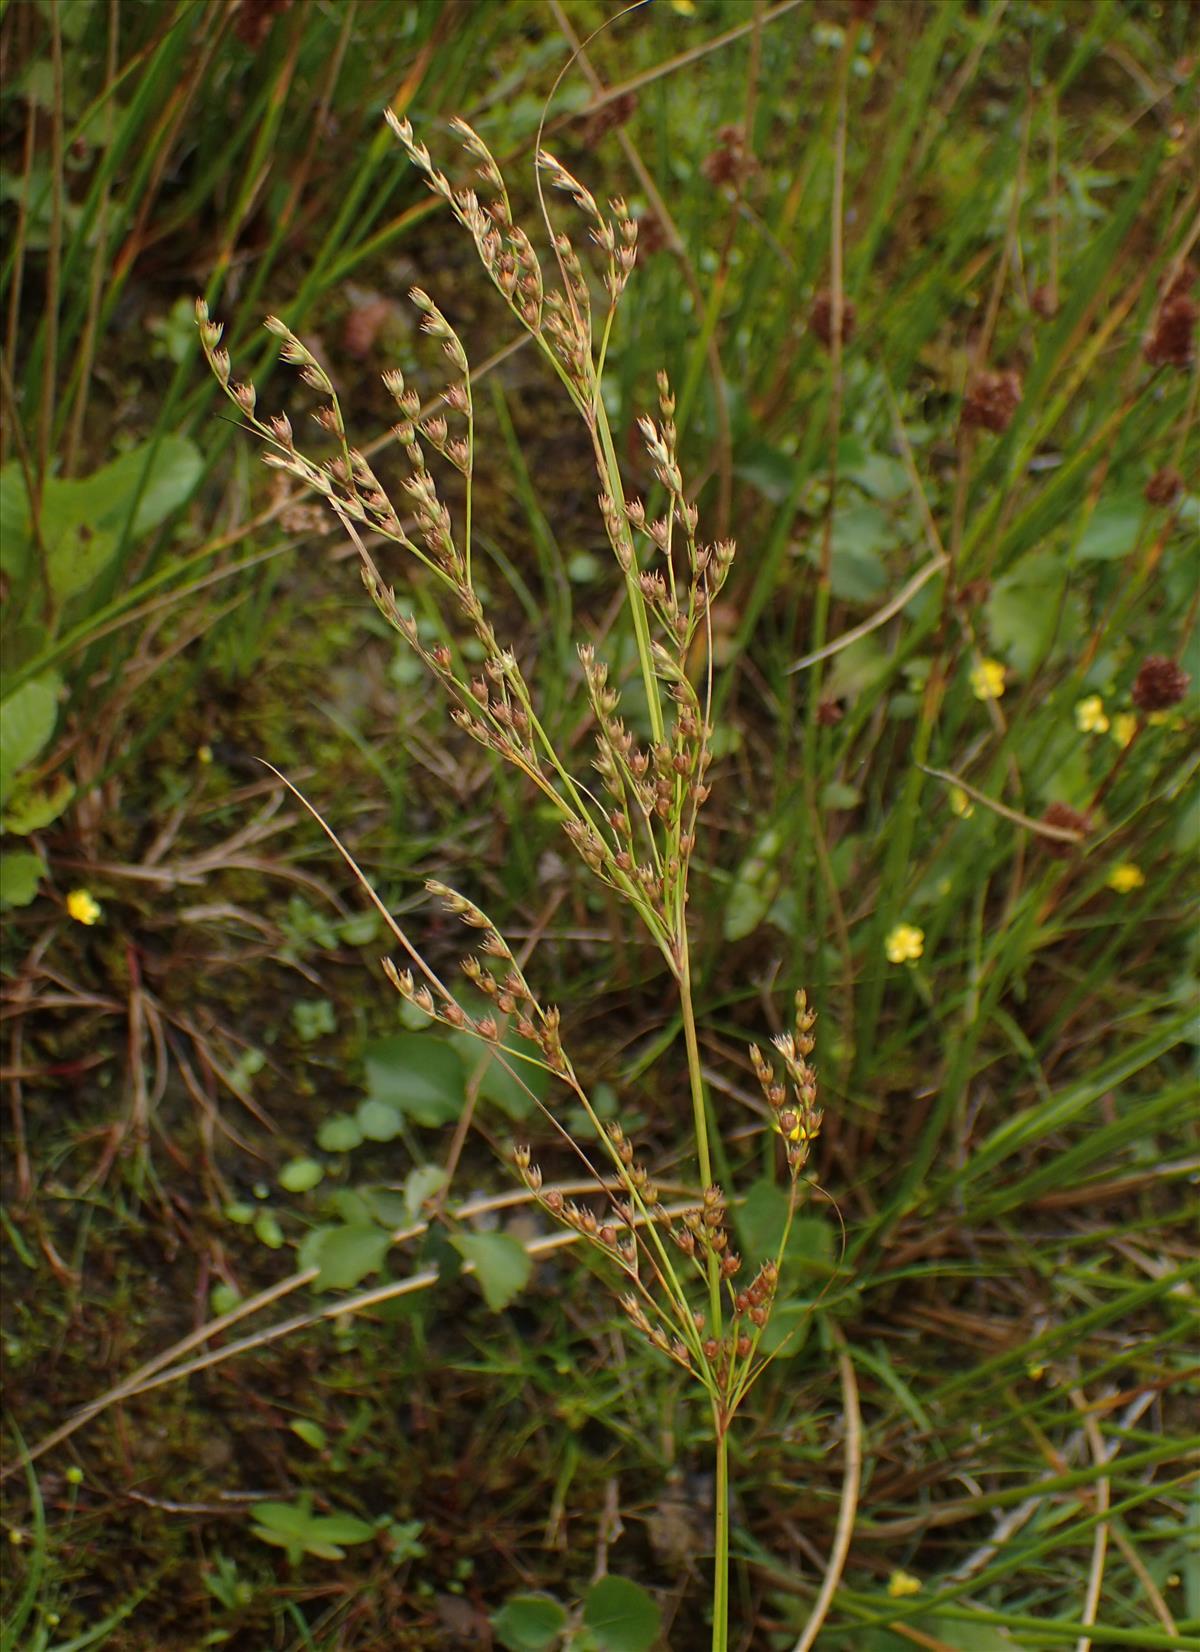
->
[0,462,31,584]
[46,435,203,542]
[758,1296,815,1360]
[985,548,1082,675]
[0,674,60,804]
[0,850,44,909]
[582,1575,662,1652]
[1076,492,1143,561]
[45,522,120,605]
[737,1178,833,1277]
[1,771,74,835]
[290,1419,327,1450]
[403,1163,447,1219]
[363,1033,465,1127]
[9,437,203,607]
[278,1158,324,1194]
[491,1593,568,1652]
[449,1027,548,1119]
[724,826,782,942]
[250,1499,374,1563]
[299,1223,391,1291]
[450,1231,531,1312]
[316,1114,363,1152]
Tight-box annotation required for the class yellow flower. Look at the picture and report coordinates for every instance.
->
[1110,712,1137,749]
[66,889,102,926]
[970,658,1006,701]
[1026,1360,1045,1381]
[197,743,214,765]
[1075,694,1109,734]
[888,1570,921,1598]
[669,0,696,11]
[949,786,974,819]
[1106,863,1144,894]
[885,922,924,964]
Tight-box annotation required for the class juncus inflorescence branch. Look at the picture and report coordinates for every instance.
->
[197,110,827,1651]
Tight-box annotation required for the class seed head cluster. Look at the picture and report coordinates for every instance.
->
[197,114,825,1409]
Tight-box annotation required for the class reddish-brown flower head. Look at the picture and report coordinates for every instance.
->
[1144,468,1183,506]
[1132,655,1190,713]
[962,369,1022,433]
[1042,802,1090,858]
[810,290,857,349]
[1144,295,1197,369]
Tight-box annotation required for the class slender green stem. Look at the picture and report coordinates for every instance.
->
[712,1416,730,1652]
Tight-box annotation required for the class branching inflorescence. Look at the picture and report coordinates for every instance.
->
[197,110,826,1645]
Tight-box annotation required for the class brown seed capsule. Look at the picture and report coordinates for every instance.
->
[1132,655,1190,712]
[1143,467,1182,506]
[737,1334,752,1358]
[703,1338,720,1360]
[1145,294,1197,370]
[1041,801,1090,859]
[810,290,856,349]
[962,369,1022,433]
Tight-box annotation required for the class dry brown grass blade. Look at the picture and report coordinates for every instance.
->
[789,1325,862,1652]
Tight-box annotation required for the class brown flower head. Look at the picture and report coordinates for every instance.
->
[702,125,756,190]
[1143,467,1183,507]
[1144,294,1197,369]
[1132,655,1190,713]
[1031,284,1059,320]
[962,369,1022,433]
[235,0,292,49]
[581,90,638,148]
[816,698,843,727]
[636,212,669,257]
[810,290,857,349]
[1041,802,1090,859]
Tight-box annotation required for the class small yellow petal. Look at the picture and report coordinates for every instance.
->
[66,889,102,926]
[1110,712,1137,749]
[1106,863,1144,894]
[949,786,974,819]
[970,659,1006,701]
[888,1569,922,1598]
[885,923,924,964]
[1075,694,1109,735]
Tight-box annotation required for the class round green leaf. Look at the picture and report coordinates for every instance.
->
[450,1232,532,1313]
[582,1575,661,1652]
[0,674,60,805]
[363,1033,465,1127]
[357,1097,403,1141]
[0,850,44,909]
[491,1593,567,1652]
[317,1114,363,1152]
[279,1157,324,1194]
[300,1223,392,1291]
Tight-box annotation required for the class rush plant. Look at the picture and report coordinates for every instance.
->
[197,113,831,1650]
